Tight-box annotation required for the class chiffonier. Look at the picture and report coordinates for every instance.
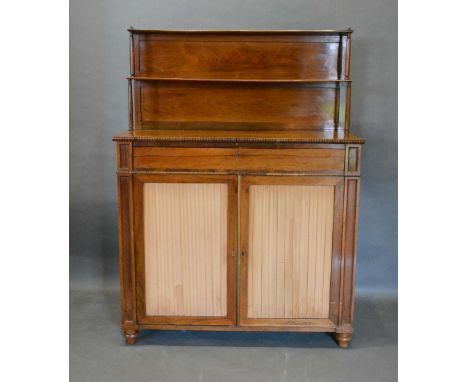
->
[113,28,364,348]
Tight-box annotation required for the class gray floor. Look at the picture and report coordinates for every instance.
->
[70,290,397,382]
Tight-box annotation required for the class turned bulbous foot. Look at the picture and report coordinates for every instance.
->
[335,332,352,348]
[124,330,139,345]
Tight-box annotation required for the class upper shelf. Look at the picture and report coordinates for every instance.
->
[129,29,351,82]
[128,76,352,83]
[127,29,353,132]
[128,28,353,34]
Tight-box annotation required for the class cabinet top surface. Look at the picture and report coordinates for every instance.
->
[113,128,364,144]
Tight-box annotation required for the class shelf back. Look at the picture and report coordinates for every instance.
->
[129,30,352,131]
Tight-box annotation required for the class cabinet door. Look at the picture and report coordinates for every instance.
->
[134,174,237,325]
[239,176,344,328]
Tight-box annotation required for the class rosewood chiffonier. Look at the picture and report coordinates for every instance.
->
[113,28,364,348]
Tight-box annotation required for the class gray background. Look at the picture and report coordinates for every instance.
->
[70,0,397,297]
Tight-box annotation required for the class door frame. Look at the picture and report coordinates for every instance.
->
[133,173,238,325]
[239,175,344,327]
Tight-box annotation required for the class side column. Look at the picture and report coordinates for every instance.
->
[336,144,361,348]
[116,142,138,344]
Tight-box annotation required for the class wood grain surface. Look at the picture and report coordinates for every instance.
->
[133,147,345,174]
[135,81,336,129]
[135,34,340,80]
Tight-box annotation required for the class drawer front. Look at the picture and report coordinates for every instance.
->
[133,147,345,174]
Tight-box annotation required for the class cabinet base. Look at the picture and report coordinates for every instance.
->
[123,325,353,348]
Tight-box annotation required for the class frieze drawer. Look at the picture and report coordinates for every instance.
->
[133,147,345,174]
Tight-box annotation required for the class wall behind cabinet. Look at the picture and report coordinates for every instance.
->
[70,0,397,297]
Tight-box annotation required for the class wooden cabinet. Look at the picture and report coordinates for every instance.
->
[114,29,364,348]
